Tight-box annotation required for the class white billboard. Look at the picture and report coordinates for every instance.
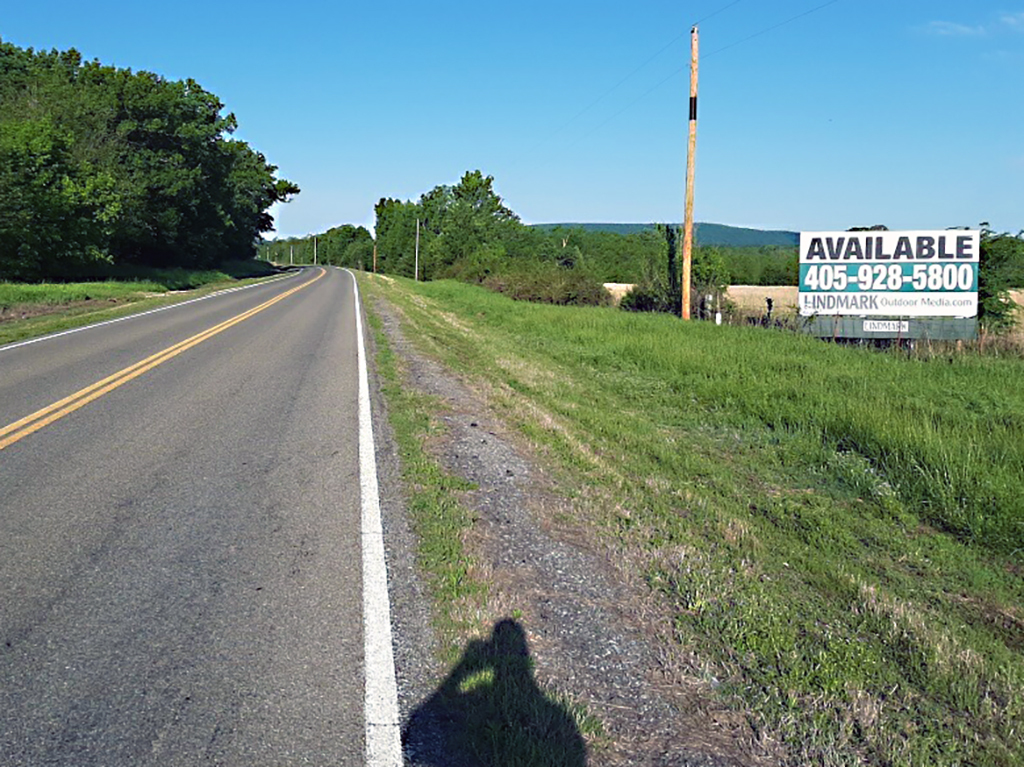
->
[798,230,980,318]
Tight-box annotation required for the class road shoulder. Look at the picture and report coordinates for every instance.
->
[366,284,762,766]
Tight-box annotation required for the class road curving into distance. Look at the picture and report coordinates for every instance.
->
[0,267,390,765]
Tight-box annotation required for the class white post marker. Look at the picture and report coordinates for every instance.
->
[347,269,403,766]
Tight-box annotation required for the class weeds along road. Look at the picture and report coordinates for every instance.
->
[0,267,383,765]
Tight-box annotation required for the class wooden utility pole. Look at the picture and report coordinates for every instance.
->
[414,218,420,282]
[373,242,377,273]
[314,236,318,265]
[682,25,699,320]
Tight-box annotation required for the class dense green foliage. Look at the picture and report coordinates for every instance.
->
[978,228,1024,330]
[269,169,804,311]
[479,261,611,306]
[718,245,798,285]
[370,171,612,305]
[621,225,735,317]
[369,275,1024,767]
[267,170,797,307]
[0,40,297,281]
[267,224,373,269]
[370,176,799,294]
[0,260,281,348]
[533,221,800,248]
[0,261,278,309]
[375,171,524,280]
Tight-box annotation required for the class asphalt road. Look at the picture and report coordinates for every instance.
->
[0,267,371,765]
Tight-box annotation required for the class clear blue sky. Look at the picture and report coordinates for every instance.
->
[2,1,1021,237]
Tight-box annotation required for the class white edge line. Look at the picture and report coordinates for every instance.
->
[0,270,297,355]
[348,268,403,766]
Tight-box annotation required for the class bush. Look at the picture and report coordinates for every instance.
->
[759,252,798,285]
[620,283,678,315]
[444,244,507,284]
[622,246,729,318]
[480,261,610,306]
[978,231,1023,331]
[714,246,799,286]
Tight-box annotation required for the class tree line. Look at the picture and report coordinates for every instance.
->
[278,170,795,310]
[975,225,1024,330]
[0,39,298,281]
[264,224,374,270]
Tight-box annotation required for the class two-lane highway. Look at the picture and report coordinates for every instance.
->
[0,267,391,765]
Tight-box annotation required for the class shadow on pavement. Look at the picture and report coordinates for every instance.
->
[402,619,587,766]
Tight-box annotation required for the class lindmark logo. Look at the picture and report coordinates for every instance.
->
[801,294,879,311]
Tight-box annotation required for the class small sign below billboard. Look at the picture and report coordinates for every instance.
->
[864,320,909,333]
[798,230,980,319]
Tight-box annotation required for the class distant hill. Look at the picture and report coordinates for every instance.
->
[532,222,799,248]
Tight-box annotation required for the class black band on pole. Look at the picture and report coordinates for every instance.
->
[689,96,698,121]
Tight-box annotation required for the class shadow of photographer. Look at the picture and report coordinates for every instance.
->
[402,619,587,766]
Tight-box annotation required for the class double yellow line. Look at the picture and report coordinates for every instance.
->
[0,268,326,453]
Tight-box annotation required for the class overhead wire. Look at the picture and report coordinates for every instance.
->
[528,1,746,153]
[526,31,688,153]
[691,0,745,27]
[563,0,846,149]
[701,0,845,60]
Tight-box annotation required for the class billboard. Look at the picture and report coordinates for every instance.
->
[798,230,980,319]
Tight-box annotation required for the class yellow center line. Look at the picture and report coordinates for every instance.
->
[0,268,326,452]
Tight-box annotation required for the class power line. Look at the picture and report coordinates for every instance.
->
[691,0,744,27]
[564,0,846,149]
[702,0,845,60]
[527,32,688,154]
[567,67,688,150]
[528,1,747,153]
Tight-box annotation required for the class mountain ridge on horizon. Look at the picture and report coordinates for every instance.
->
[530,222,799,247]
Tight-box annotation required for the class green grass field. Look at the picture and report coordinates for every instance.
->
[0,280,169,307]
[0,261,281,347]
[363,274,1024,767]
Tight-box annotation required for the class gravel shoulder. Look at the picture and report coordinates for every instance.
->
[367,290,769,766]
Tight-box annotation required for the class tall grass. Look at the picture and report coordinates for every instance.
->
[365,275,1024,767]
[0,260,279,310]
[426,286,1023,555]
[0,260,282,347]
[0,281,166,308]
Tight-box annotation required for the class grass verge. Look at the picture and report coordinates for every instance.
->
[364,300,485,660]
[0,261,283,347]
[360,277,606,763]
[362,273,1024,767]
